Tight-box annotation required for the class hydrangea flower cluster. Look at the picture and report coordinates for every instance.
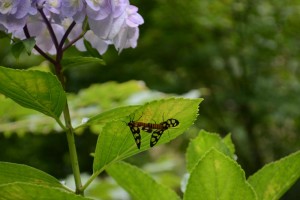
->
[0,0,144,55]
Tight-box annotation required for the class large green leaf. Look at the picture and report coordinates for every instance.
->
[106,161,180,200]
[184,148,257,200]
[0,183,91,200]
[0,162,65,189]
[248,150,300,200]
[93,98,202,173]
[186,130,234,172]
[0,66,66,119]
[75,105,140,130]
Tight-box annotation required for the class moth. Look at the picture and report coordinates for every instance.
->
[127,118,179,149]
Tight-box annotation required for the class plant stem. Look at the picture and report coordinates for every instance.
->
[59,21,76,50]
[63,102,83,195]
[55,62,83,194]
[38,8,59,49]
[81,168,104,191]
[28,10,84,194]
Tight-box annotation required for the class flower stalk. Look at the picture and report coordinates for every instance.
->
[26,12,84,194]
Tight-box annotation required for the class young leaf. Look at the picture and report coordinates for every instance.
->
[186,130,234,172]
[22,37,36,55]
[248,150,300,200]
[184,148,257,200]
[11,41,25,59]
[106,161,180,200]
[0,162,66,190]
[93,98,202,174]
[0,66,66,119]
[0,183,92,200]
[11,38,35,57]
[61,56,105,71]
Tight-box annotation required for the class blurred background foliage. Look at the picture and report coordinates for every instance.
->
[0,0,300,199]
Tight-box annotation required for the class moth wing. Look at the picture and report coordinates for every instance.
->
[150,129,164,147]
[130,126,141,149]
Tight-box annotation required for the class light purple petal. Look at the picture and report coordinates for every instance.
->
[14,0,31,19]
[126,12,143,27]
[84,30,109,55]
[112,0,129,18]
[61,0,85,21]
[44,0,62,14]
[88,14,114,38]
[86,0,112,20]
[74,38,86,51]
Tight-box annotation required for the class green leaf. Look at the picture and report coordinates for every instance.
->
[11,41,25,59]
[0,31,8,39]
[106,161,180,200]
[223,133,235,155]
[93,98,202,173]
[0,183,92,200]
[184,148,257,200]
[186,130,234,172]
[248,150,300,200]
[75,105,140,130]
[0,66,66,119]
[11,38,35,58]
[22,37,36,55]
[61,56,105,71]
[0,162,65,190]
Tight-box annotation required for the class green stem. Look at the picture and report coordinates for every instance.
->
[63,101,83,195]
[54,63,83,194]
[81,168,105,191]
[35,12,84,194]
[55,118,66,130]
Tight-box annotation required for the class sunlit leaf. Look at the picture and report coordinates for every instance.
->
[0,183,91,200]
[106,161,180,200]
[76,105,140,130]
[223,133,235,155]
[93,98,202,173]
[184,148,257,200]
[248,150,300,200]
[186,130,234,172]
[0,162,65,190]
[0,66,66,119]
